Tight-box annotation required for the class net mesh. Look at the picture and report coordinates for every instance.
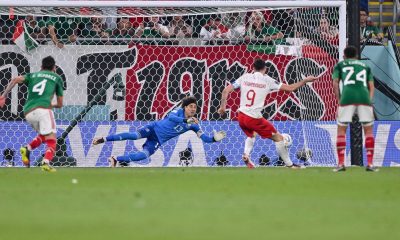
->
[0,4,342,167]
[0,6,273,18]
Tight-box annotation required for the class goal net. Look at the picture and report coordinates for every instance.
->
[0,0,346,167]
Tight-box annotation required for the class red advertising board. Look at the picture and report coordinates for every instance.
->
[125,45,337,121]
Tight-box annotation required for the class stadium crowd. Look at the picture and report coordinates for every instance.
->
[0,5,382,49]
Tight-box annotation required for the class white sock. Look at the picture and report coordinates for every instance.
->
[26,144,32,151]
[275,140,293,166]
[244,137,256,156]
[42,159,50,165]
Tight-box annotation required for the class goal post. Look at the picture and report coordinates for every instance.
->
[1,0,347,7]
[0,0,347,167]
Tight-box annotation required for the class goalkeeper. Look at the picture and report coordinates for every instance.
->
[93,96,226,167]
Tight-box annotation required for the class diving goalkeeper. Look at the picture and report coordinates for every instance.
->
[92,96,226,167]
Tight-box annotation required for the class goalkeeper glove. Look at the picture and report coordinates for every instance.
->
[213,130,226,142]
[185,117,198,124]
[186,117,195,124]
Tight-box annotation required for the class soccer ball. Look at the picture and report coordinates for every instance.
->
[296,148,313,161]
[282,133,292,148]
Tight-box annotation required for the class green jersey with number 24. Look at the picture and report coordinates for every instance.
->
[23,70,63,114]
[332,59,374,105]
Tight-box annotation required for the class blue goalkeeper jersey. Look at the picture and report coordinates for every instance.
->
[153,108,203,144]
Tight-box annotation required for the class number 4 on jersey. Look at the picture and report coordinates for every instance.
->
[32,80,48,95]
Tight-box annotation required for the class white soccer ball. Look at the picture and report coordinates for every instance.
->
[296,148,313,161]
[282,133,292,148]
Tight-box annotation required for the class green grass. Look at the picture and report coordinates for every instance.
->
[0,167,399,240]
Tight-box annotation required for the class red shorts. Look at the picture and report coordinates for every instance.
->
[237,112,277,139]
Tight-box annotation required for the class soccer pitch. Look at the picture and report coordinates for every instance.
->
[0,167,399,240]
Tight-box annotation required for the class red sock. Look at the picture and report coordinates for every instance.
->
[336,135,346,166]
[44,139,56,161]
[28,135,45,150]
[365,135,375,166]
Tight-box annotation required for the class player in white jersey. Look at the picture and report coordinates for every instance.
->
[218,59,318,168]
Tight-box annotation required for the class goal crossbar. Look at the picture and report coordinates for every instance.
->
[1,0,347,8]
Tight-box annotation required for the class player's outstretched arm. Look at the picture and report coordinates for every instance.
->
[218,84,234,115]
[1,76,25,98]
[0,76,25,108]
[191,124,226,143]
[198,130,227,143]
[280,76,318,92]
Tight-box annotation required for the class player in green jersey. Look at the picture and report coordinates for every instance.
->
[332,46,377,172]
[0,56,63,172]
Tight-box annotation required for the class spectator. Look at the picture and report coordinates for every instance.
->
[111,17,136,44]
[191,14,210,38]
[46,12,86,48]
[129,17,144,28]
[25,15,47,43]
[168,16,193,39]
[222,12,246,44]
[360,0,369,13]
[244,10,273,29]
[315,17,339,45]
[116,7,146,28]
[156,8,172,26]
[271,9,295,38]
[245,11,284,45]
[199,14,230,45]
[81,17,109,45]
[135,16,170,45]
[360,9,383,43]
[294,7,323,40]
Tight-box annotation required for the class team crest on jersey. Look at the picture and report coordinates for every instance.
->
[174,125,184,132]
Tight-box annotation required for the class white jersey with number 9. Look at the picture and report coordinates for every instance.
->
[231,72,282,118]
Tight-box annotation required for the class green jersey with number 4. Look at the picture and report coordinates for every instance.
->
[23,70,63,114]
[332,59,374,105]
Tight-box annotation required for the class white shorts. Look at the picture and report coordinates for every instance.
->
[25,108,57,135]
[337,105,374,126]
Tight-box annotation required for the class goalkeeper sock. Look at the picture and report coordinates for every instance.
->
[106,132,140,141]
[275,140,293,166]
[365,135,375,166]
[336,135,346,166]
[116,151,147,162]
[27,135,45,151]
[44,138,56,162]
[244,137,255,155]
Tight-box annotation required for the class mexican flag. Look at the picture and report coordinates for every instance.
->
[12,20,39,53]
